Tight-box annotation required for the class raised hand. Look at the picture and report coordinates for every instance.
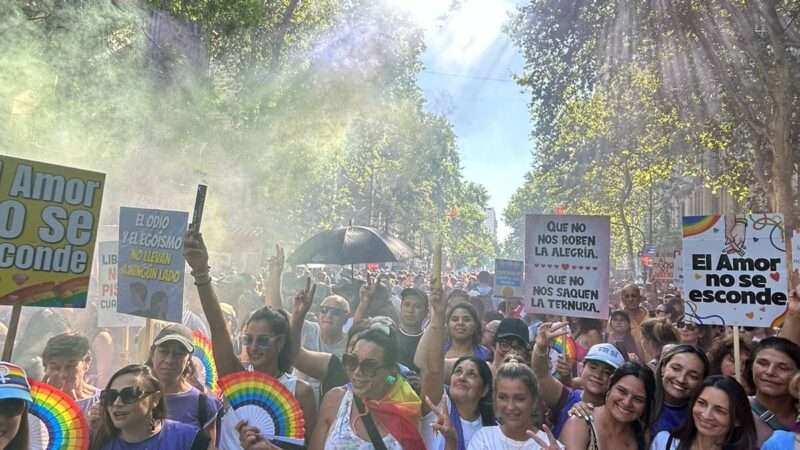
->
[267,244,285,275]
[526,424,561,450]
[183,228,209,273]
[534,322,570,348]
[293,277,316,318]
[359,272,378,307]
[425,396,456,443]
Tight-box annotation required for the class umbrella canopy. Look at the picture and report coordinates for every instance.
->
[287,226,414,265]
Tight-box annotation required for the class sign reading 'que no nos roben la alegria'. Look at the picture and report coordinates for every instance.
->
[0,156,105,308]
[524,215,610,320]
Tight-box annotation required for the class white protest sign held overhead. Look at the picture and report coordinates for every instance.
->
[524,215,610,319]
[682,214,788,327]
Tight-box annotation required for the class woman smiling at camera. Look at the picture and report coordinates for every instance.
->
[650,375,756,450]
[89,364,211,450]
[561,361,656,450]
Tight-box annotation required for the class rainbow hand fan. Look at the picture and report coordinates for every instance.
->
[192,330,220,395]
[218,372,305,446]
[27,379,90,450]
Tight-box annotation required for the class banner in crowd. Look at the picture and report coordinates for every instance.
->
[0,156,105,308]
[524,215,611,319]
[96,241,145,327]
[682,214,788,327]
[117,207,188,322]
[649,256,675,282]
[494,259,524,299]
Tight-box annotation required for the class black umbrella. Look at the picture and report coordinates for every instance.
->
[287,226,414,265]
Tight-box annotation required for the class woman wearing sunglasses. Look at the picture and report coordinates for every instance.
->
[89,364,211,450]
[309,327,426,449]
[0,362,32,450]
[675,321,702,347]
[183,230,317,449]
[415,282,496,450]
[145,324,221,443]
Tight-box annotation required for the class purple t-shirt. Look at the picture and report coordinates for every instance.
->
[101,419,200,450]
[164,387,221,429]
[551,387,583,438]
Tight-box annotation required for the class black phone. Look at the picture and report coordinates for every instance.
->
[191,184,207,231]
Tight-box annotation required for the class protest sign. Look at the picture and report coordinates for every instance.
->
[0,156,104,308]
[494,259,524,299]
[682,214,788,327]
[118,207,188,323]
[673,250,684,290]
[524,215,610,319]
[650,256,675,282]
[96,241,145,328]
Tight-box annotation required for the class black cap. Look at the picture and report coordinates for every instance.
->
[495,318,530,347]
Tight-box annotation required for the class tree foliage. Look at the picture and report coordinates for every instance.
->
[1,0,495,268]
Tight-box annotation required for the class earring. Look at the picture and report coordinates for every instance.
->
[385,375,397,385]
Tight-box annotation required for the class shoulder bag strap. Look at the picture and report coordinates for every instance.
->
[353,395,388,450]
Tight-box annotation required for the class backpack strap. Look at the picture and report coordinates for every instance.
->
[197,393,208,428]
[750,397,787,431]
[353,395,388,450]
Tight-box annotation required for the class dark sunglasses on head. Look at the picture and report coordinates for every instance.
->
[100,386,156,406]
[341,353,388,377]
[676,321,697,330]
[0,399,25,417]
[320,306,347,317]
[240,334,279,349]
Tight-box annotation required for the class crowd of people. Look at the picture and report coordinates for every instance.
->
[0,229,799,450]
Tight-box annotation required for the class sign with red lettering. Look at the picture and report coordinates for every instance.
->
[524,215,610,319]
[682,214,788,327]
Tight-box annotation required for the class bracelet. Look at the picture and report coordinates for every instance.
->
[194,278,211,287]
[192,271,212,286]
[191,266,211,277]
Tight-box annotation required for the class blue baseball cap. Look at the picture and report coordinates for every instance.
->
[585,343,625,369]
[0,362,32,404]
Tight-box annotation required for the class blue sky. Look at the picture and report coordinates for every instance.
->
[392,0,533,239]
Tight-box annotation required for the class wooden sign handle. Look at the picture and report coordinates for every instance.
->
[2,305,23,361]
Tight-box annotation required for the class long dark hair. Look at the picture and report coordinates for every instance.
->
[446,302,482,347]
[5,401,28,450]
[449,356,496,426]
[654,344,709,414]
[671,375,756,450]
[245,306,293,373]
[607,361,656,450]
[89,365,166,450]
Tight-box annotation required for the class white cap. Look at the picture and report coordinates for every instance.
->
[585,343,625,369]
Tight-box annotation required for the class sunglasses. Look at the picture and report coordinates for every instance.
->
[497,338,528,353]
[100,386,156,406]
[320,306,347,317]
[341,353,389,377]
[0,399,25,417]
[240,334,280,349]
[676,321,698,331]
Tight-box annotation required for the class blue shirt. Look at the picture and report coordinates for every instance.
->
[164,386,221,429]
[551,387,583,438]
[652,402,689,437]
[761,430,794,450]
[101,420,200,450]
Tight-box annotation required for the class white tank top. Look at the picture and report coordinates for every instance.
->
[324,388,404,450]
[218,372,298,450]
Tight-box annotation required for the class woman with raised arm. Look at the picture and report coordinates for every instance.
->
[561,361,656,450]
[415,282,496,450]
[183,229,317,448]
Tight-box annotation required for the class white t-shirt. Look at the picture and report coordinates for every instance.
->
[650,431,680,450]
[467,426,564,450]
[421,393,483,450]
